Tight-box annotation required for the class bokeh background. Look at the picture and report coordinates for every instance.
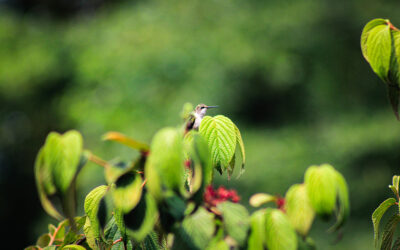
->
[1,0,400,248]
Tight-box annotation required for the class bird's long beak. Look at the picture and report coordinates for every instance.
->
[206,105,218,109]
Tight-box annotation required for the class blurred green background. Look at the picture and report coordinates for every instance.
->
[1,0,400,248]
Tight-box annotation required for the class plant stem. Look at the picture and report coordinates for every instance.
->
[88,153,112,169]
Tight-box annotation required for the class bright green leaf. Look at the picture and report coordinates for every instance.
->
[372,198,397,247]
[199,115,237,173]
[247,209,266,250]
[44,130,83,194]
[365,23,392,81]
[217,201,249,246]
[264,208,297,250]
[62,245,86,250]
[145,127,185,200]
[285,184,315,236]
[84,185,109,244]
[361,18,388,61]
[112,172,143,213]
[304,164,337,217]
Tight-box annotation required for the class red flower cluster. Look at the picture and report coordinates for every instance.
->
[204,185,240,207]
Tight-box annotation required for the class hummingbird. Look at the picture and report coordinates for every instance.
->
[185,104,218,133]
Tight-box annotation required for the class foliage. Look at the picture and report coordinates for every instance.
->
[362,18,400,250]
[361,18,400,119]
[28,103,349,249]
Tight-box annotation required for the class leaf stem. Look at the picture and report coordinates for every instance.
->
[48,223,62,246]
[388,21,399,31]
[112,237,123,245]
[88,153,112,169]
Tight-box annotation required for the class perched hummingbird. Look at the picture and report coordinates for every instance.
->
[185,104,218,133]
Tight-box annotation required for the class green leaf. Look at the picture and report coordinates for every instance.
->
[36,233,51,248]
[103,131,149,153]
[381,214,400,250]
[249,193,276,207]
[172,207,215,250]
[112,171,143,213]
[62,245,86,250]
[365,23,392,81]
[84,185,109,245]
[103,216,133,250]
[187,133,213,204]
[389,30,400,84]
[285,184,315,236]
[61,216,87,247]
[145,127,185,200]
[361,18,388,61]
[122,190,159,242]
[234,124,245,177]
[247,209,266,250]
[304,164,337,217]
[135,231,165,250]
[199,115,237,173]
[264,208,298,250]
[390,176,400,198]
[217,201,250,246]
[44,131,83,194]
[328,170,350,232]
[34,148,63,220]
[372,198,397,247]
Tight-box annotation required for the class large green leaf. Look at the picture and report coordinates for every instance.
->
[199,115,237,173]
[145,127,185,200]
[285,184,315,236]
[372,198,397,247]
[217,201,250,246]
[84,185,109,246]
[172,207,215,250]
[264,208,297,250]
[112,171,143,214]
[247,209,266,250]
[365,23,392,81]
[304,164,337,217]
[381,214,400,250]
[361,18,388,62]
[389,30,400,87]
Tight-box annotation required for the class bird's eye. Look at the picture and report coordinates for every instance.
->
[201,107,206,109]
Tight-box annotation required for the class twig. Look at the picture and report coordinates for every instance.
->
[88,153,112,169]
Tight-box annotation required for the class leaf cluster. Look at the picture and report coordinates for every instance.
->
[29,103,350,250]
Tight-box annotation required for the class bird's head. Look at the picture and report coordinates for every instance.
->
[195,104,218,118]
